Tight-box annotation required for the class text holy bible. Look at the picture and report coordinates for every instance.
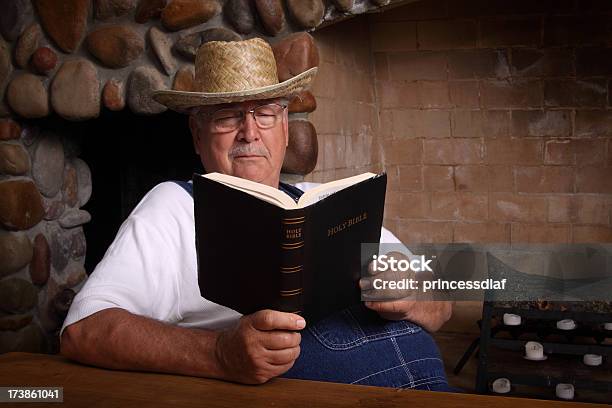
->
[193,172,387,321]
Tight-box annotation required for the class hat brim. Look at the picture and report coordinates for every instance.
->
[152,67,318,113]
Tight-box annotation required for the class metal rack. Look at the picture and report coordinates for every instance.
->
[475,303,612,401]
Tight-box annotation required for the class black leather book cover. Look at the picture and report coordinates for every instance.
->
[193,173,387,322]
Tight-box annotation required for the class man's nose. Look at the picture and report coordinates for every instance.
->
[238,112,260,142]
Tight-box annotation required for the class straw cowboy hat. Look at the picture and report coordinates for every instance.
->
[153,37,317,112]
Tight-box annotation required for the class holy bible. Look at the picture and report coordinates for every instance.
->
[193,172,387,321]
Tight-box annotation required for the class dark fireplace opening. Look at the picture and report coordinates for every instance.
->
[27,110,202,274]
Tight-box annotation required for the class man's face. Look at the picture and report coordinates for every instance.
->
[189,98,289,188]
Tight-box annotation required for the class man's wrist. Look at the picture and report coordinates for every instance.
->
[210,329,229,380]
[188,328,227,380]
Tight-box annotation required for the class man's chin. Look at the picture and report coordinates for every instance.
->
[231,161,276,186]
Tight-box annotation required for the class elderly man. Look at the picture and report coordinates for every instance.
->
[60,38,452,390]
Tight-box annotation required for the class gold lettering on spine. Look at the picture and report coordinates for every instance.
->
[327,211,368,237]
[280,215,305,309]
[285,227,302,239]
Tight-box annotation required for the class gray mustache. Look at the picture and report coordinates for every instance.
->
[229,144,270,158]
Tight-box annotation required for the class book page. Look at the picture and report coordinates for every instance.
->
[297,173,376,208]
[201,173,297,209]
[200,172,378,210]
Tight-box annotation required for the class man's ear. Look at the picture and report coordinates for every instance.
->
[188,115,200,155]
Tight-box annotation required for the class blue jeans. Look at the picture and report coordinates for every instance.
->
[282,304,452,391]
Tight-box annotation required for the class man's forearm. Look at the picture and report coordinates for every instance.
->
[60,308,224,379]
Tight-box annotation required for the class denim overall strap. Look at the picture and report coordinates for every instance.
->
[173,180,193,197]
[279,181,304,202]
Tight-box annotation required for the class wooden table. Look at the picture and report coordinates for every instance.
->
[0,353,608,407]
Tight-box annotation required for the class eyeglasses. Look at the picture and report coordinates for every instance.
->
[202,103,287,133]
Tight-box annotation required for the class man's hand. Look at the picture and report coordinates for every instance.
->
[361,252,453,332]
[364,299,452,333]
[215,309,305,384]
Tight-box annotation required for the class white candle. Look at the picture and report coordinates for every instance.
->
[556,319,576,330]
[525,341,544,360]
[503,313,521,326]
[556,383,574,400]
[583,354,603,366]
[492,378,511,394]
[604,322,612,331]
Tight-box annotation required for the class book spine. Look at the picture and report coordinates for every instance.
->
[278,211,306,314]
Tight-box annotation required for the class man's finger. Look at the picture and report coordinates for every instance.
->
[265,346,301,365]
[361,287,409,301]
[365,300,414,314]
[359,277,372,290]
[267,361,297,378]
[361,271,418,301]
[250,310,306,331]
[261,331,301,350]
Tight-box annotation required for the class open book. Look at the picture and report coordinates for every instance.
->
[202,172,377,209]
[193,172,387,321]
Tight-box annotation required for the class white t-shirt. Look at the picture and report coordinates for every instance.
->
[61,181,404,335]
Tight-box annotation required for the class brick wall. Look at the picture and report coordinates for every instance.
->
[311,0,612,244]
[307,17,383,183]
